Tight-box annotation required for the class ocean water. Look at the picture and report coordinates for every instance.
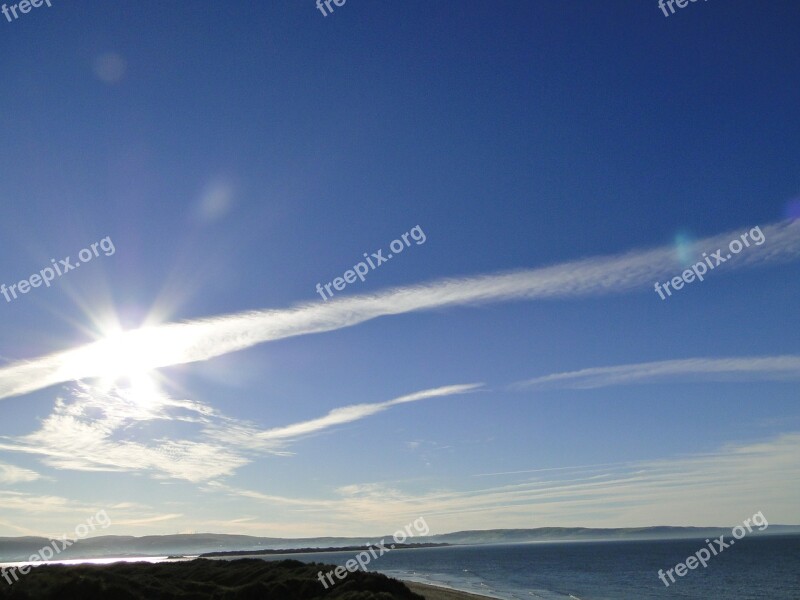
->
[249,535,800,599]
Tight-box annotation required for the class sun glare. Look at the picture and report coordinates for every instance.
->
[58,326,172,406]
[75,331,157,381]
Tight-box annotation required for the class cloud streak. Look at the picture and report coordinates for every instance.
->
[254,384,481,444]
[512,355,800,390]
[1,220,798,402]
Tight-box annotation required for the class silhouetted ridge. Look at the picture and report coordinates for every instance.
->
[0,558,425,600]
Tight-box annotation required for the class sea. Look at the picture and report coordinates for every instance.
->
[237,535,800,599]
[3,535,799,599]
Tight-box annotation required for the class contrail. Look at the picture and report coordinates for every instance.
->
[1,220,798,401]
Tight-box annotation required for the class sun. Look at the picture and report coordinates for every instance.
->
[65,330,157,380]
[58,326,173,406]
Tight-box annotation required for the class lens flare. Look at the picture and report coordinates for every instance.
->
[674,230,695,268]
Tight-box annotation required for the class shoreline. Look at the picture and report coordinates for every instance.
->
[404,581,499,600]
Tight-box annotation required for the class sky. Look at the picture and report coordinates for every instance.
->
[1,1,799,539]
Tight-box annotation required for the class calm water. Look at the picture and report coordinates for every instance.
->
[245,535,800,599]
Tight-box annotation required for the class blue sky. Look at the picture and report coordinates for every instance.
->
[1,1,799,538]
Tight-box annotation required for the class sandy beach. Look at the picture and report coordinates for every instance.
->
[405,581,497,600]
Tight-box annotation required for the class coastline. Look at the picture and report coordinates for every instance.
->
[404,581,499,600]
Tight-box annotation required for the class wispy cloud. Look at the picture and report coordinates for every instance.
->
[0,490,178,537]
[0,383,479,483]
[247,384,481,446]
[111,514,183,527]
[511,355,800,390]
[207,383,482,456]
[1,220,798,403]
[189,433,800,535]
[0,462,42,484]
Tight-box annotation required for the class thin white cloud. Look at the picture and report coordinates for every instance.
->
[0,462,42,484]
[512,355,800,390]
[1,220,798,402]
[112,514,183,527]
[254,384,481,444]
[0,490,178,537]
[208,383,482,454]
[0,490,106,518]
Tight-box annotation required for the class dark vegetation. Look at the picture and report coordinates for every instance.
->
[0,558,425,600]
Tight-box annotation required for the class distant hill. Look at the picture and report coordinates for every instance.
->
[1,526,798,562]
